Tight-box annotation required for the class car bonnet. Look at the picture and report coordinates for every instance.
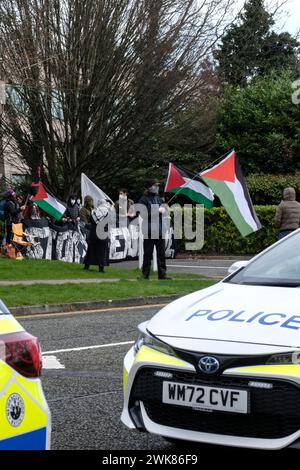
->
[146,283,300,348]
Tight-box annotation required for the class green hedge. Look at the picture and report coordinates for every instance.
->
[175,205,278,255]
[246,173,300,205]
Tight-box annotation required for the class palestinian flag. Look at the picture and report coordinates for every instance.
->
[31,181,66,221]
[165,163,214,208]
[201,150,261,237]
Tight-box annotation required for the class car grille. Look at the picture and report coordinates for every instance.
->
[130,368,300,439]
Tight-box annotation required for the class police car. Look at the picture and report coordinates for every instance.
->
[121,229,300,450]
[0,300,50,449]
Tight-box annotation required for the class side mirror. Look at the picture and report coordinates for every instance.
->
[227,260,249,275]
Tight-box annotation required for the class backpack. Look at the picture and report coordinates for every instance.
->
[0,199,6,222]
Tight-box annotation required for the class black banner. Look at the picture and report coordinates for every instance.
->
[22,218,175,263]
[23,219,88,263]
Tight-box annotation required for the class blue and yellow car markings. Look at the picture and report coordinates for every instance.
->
[0,313,51,449]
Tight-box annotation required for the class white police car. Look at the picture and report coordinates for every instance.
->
[121,229,300,450]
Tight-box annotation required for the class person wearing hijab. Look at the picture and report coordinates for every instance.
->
[79,195,94,224]
[275,187,300,240]
[83,200,109,273]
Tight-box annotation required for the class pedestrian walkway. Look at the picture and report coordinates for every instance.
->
[0,278,121,286]
[0,276,212,286]
[114,257,239,278]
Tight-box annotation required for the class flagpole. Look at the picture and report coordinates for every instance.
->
[165,149,234,205]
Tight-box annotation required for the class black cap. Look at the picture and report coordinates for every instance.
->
[145,179,159,189]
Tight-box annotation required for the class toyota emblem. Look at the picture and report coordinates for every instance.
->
[199,356,220,374]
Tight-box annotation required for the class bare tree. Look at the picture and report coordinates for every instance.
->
[0,0,235,197]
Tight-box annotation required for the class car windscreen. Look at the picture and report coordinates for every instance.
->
[226,230,300,287]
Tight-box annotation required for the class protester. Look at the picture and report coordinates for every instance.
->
[63,195,80,223]
[275,187,300,240]
[17,195,30,219]
[84,200,110,273]
[138,179,170,280]
[3,188,25,244]
[79,195,94,224]
[104,199,114,266]
[115,188,135,226]
[76,196,82,211]
[23,201,40,220]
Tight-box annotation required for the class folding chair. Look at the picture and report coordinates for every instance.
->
[11,223,33,260]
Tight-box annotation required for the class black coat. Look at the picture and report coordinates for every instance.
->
[138,193,165,238]
[84,218,109,267]
[4,198,21,224]
[65,204,80,221]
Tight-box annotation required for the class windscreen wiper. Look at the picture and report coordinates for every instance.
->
[241,281,300,288]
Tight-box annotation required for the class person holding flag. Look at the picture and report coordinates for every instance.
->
[138,179,170,280]
[84,199,110,273]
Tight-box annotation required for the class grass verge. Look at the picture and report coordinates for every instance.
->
[0,279,216,307]
[0,258,209,281]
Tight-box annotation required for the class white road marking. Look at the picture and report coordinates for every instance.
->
[42,340,134,355]
[42,355,65,369]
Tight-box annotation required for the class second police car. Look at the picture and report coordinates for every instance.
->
[0,299,51,449]
[122,229,300,450]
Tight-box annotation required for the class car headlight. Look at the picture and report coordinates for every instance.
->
[134,331,178,358]
[266,352,300,365]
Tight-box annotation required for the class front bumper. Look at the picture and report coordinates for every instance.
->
[121,346,300,450]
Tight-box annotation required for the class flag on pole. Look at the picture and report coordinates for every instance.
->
[31,181,66,221]
[200,150,261,237]
[164,163,214,208]
[81,173,113,208]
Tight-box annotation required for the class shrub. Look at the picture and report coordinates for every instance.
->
[174,205,277,255]
[246,173,300,205]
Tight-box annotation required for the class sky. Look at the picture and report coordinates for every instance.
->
[235,0,300,35]
[281,0,300,34]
